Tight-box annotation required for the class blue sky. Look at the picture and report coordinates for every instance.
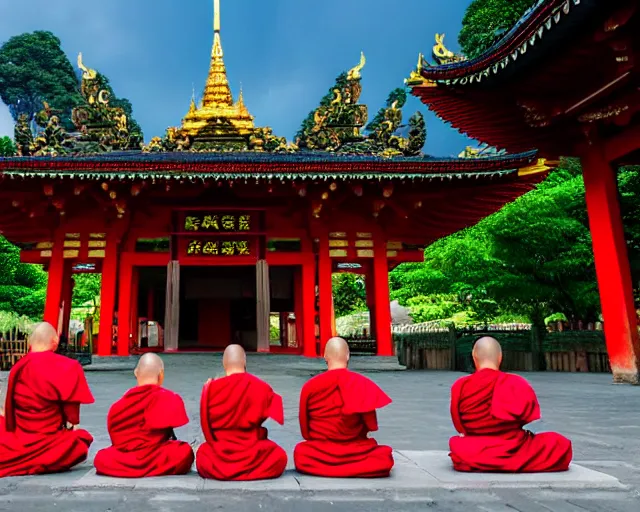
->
[0,0,474,157]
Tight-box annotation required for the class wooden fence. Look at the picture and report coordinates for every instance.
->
[394,323,610,373]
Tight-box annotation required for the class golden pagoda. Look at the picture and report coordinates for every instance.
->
[180,0,255,147]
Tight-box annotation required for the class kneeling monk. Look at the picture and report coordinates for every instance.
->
[196,345,287,481]
[94,353,194,477]
[0,322,94,477]
[294,337,394,478]
[449,337,572,473]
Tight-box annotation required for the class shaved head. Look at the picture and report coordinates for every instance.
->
[472,336,503,371]
[324,337,350,370]
[134,353,165,386]
[223,344,246,375]
[29,322,59,353]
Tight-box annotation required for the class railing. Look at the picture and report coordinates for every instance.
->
[394,322,609,373]
[0,340,27,370]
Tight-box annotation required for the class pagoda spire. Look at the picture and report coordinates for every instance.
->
[203,0,233,107]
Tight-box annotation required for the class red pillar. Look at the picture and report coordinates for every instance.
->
[130,268,140,349]
[317,235,333,356]
[98,235,119,356]
[43,235,65,329]
[583,147,640,383]
[302,256,318,357]
[61,274,74,340]
[366,268,377,339]
[372,238,393,356]
[116,256,133,356]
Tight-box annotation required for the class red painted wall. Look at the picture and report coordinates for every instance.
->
[198,299,231,349]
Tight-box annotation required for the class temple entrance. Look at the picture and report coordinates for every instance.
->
[179,266,257,351]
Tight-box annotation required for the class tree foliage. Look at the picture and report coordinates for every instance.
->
[0,136,16,156]
[332,273,367,317]
[0,31,142,136]
[458,0,537,58]
[0,31,83,129]
[387,161,640,327]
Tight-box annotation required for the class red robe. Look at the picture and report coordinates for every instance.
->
[196,373,287,481]
[449,368,572,472]
[0,351,95,477]
[94,385,194,477]
[294,368,394,478]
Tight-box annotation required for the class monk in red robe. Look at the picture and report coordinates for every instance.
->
[0,322,95,477]
[196,345,287,481]
[450,336,572,472]
[94,353,194,477]
[294,337,394,478]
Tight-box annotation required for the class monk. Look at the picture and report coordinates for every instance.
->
[196,345,287,481]
[94,353,194,477]
[0,322,95,477]
[294,337,394,478]
[449,336,573,472]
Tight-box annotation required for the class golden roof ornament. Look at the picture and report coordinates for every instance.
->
[432,33,466,65]
[347,52,366,81]
[77,53,97,80]
[178,0,255,148]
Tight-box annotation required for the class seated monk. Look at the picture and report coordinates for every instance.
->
[94,353,194,477]
[196,345,287,481]
[449,336,573,473]
[294,337,394,478]
[0,322,94,477]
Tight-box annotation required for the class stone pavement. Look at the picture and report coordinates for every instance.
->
[2,354,640,511]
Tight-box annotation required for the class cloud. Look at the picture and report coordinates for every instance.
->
[0,103,13,138]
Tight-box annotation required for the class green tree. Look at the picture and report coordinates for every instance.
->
[0,31,83,129]
[0,236,47,318]
[332,273,367,317]
[0,136,15,156]
[72,273,101,310]
[458,0,537,58]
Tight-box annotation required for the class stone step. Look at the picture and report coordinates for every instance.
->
[14,451,622,492]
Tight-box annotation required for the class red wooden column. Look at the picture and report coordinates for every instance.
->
[372,238,393,356]
[43,234,66,329]
[302,256,317,357]
[116,255,134,356]
[61,274,75,340]
[98,235,119,356]
[317,234,334,356]
[365,267,377,339]
[583,147,640,383]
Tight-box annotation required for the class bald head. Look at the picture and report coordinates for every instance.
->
[29,322,59,353]
[223,344,246,376]
[324,337,350,370]
[472,336,503,371]
[134,353,165,386]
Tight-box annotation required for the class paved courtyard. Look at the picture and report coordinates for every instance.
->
[2,354,640,511]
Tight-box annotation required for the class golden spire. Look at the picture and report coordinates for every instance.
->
[203,0,233,107]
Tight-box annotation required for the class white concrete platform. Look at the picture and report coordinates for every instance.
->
[13,451,622,492]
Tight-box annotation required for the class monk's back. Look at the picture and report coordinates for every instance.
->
[11,352,86,434]
[197,371,287,481]
[303,370,368,442]
[107,386,176,451]
[456,369,524,436]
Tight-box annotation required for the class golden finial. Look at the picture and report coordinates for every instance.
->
[214,0,221,32]
[77,52,97,80]
[347,52,366,80]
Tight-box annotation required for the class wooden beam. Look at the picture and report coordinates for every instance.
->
[604,122,640,163]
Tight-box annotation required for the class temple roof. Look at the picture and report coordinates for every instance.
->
[407,0,640,160]
[0,150,546,181]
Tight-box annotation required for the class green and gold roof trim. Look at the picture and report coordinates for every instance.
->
[406,0,583,87]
